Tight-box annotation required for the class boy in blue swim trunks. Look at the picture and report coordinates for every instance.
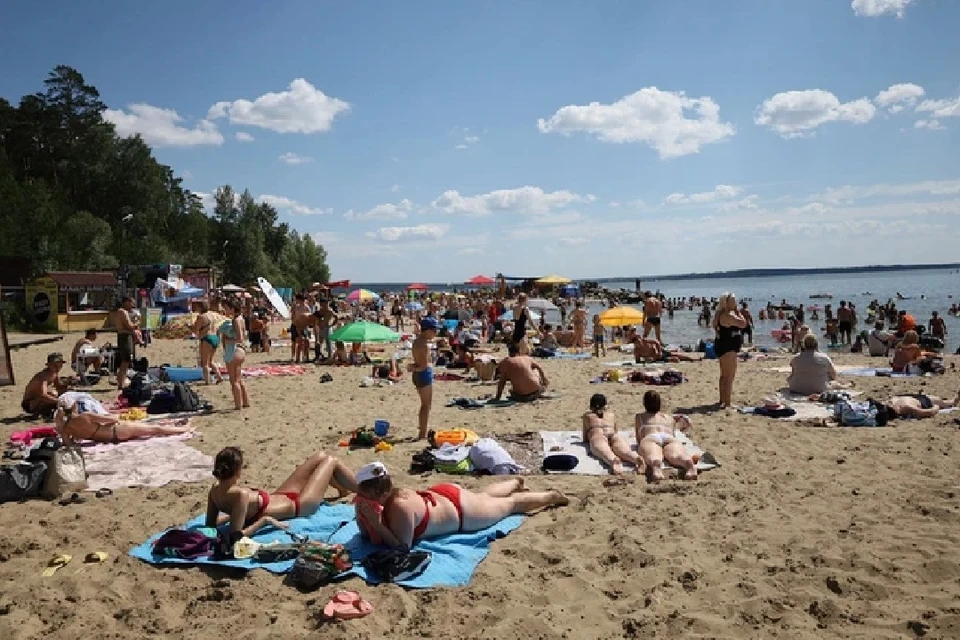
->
[411,317,437,440]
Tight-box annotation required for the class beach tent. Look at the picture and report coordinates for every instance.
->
[151,278,204,304]
[599,306,645,327]
[465,275,495,286]
[535,274,572,285]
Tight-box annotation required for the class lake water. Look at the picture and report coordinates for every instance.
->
[357,267,960,350]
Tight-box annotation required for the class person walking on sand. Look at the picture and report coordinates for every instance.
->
[193,301,224,385]
[712,292,747,409]
[642,292,663,343]
[410,317,437,440]
[220,299,249,410]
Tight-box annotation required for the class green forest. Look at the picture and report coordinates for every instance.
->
[0,65,330,290]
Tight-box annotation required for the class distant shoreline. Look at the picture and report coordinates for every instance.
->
[356,263,960,288]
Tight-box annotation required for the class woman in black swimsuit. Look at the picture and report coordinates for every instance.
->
[712,292,748,409]
[511,294,530,352]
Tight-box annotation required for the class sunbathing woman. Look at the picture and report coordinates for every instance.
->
[634,390,697,483]
[582,393,643,475]
[354,461,568,550]
[206,447,357,537]
[54,396,192,445]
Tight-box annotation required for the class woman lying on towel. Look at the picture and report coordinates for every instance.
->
[353,461,568,550]
[582,393,644,475]
[206,447,357,537]
[634,391,697,484]
[54,396,192,445]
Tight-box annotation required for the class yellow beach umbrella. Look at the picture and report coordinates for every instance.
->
[535,274,572,285]
[599,306,645,327]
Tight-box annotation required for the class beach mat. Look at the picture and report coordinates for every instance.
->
[446,397,516,409]
[767,365,913,378]
[539,430,719,475]
[81,431,212,492]
[129,503,523,588]
[551,352,592,361]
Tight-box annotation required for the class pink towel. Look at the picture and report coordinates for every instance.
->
[10,426,58,445]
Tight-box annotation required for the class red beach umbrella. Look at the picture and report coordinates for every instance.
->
[406,282,429,291]
[465,275,495,285]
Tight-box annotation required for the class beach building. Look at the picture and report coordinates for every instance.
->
[24,271,119,331]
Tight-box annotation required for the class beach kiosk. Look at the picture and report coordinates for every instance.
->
[25,271,119,332]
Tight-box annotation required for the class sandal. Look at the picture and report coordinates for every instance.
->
[58,493,86,506]
[42,554,72,577]
[322,590,374,620]
[74,551,108,574]
[95,488,113,498]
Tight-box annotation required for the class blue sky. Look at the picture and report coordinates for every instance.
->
[3,0,959,282]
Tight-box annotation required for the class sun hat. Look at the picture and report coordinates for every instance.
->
[420,317,439,332]
[47,352,65,365]
[356,461,389,484]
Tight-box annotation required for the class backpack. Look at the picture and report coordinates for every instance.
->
[122,373,154,406]
[133,357,149,374]
[146,390,177,415]
[362,549,431,583]
[172,382,202,413]
[834,399,877,427]
[0,462,48,503]
[152,529,216,560]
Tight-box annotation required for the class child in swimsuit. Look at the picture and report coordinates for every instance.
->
[592,315,606,357]
[634,390,697,484]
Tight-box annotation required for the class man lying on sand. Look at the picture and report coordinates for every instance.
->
[881,391,959,419]
[54,395,193,445]
[629,332,700,364]
[494,342,550,402]
[353,461,568,549]
[207,447,356,538]
[21,352,71,416]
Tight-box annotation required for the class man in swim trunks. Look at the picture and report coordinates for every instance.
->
[837,301,854,345]
[21,352,70,416]
[290,294,312,363]
[312,299,337,362]
[642,292,663,343]
[929,311,947,340]
[411,317,437,440]
[570,301,587,351]
[111,296,138,390]
[630,332,700,363]
[883,391,959,419]
[739,301,754,345]
[494,342,550,402]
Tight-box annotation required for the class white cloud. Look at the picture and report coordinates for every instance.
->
[663,184,742,205]
[104,104,223,147]
[457,247,485,256]
[718,194,761,212]
[389,184,402,193]
[311,231,341,247]
[755,90,876,138]
[366,224,450,242]
[558,236,589,246]
[235,131,255,142]
[851,0,914,18]
[537,87,735,159]
[258,194,331,216]
[874,83,925,112]
[609,201,621,208]
[431,186,586,216]
[278,152,314,165]
[916,96,960,119]
[464,135,480,144]
[818,178,960,202]
[207,78,349,134]
[915,119,945,130]
[344,199,414,221]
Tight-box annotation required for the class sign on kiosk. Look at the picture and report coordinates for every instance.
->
[25,276,59,330]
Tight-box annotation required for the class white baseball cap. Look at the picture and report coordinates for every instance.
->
[356,461,388,484]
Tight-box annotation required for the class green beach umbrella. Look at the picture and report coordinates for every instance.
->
[329,321,401,344]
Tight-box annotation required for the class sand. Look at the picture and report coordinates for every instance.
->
[1,331,959,639]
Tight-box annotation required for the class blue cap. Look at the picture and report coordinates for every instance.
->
[420,316,439,331]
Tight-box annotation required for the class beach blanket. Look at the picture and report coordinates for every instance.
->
[767,365,913,378]
[552,352,592,361]
[81,430,212,492]
[446,397,516,409]
[434,372,467,381]
[129,503,523,588]
[214,364,308,378]
[539,430,719,475]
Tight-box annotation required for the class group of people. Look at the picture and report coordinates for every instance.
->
[193,299,250,410]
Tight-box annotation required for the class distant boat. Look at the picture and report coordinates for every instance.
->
[809,293,833,299]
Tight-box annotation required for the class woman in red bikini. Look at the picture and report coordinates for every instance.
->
[353,461,568,549]
[206,447,357,537]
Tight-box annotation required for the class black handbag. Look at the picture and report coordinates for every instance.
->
[0,462,48,503]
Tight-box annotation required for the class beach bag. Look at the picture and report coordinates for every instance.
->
[133,357,149,374]
[0,462,48,503]
[834,400,877,427]
[42,446,88,499]
[172,382,202,413]
[289,542,353,591]
[362,549,431,583]
[153,529,217,559]
[123,373,153,406]
[918,358,944,375]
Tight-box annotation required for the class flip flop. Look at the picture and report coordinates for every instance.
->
[322,590,374,620]
[58,493,86,506]
[42,554,72,577]
[95,488,113,498]
[74,551,108,574]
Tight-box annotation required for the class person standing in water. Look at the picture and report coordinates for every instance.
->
[712,292,747,409]
[642,292,663,343]
[410,317,437,440]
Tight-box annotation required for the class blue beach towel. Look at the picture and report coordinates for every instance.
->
[552,352,591,361]
[839,366,912,378]
[129,503,523,588]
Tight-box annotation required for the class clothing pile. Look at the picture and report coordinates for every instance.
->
[628,369,685,386]
[410,431,524,476]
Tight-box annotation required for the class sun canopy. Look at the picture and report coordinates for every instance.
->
[406,282,429,291]
[347,289,380,302]
[535,274,571,285]
[329,321,400,344]
[599,306,645,327]
[465,275,495,285]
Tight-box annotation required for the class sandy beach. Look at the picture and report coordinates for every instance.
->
[1,332,959,640]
